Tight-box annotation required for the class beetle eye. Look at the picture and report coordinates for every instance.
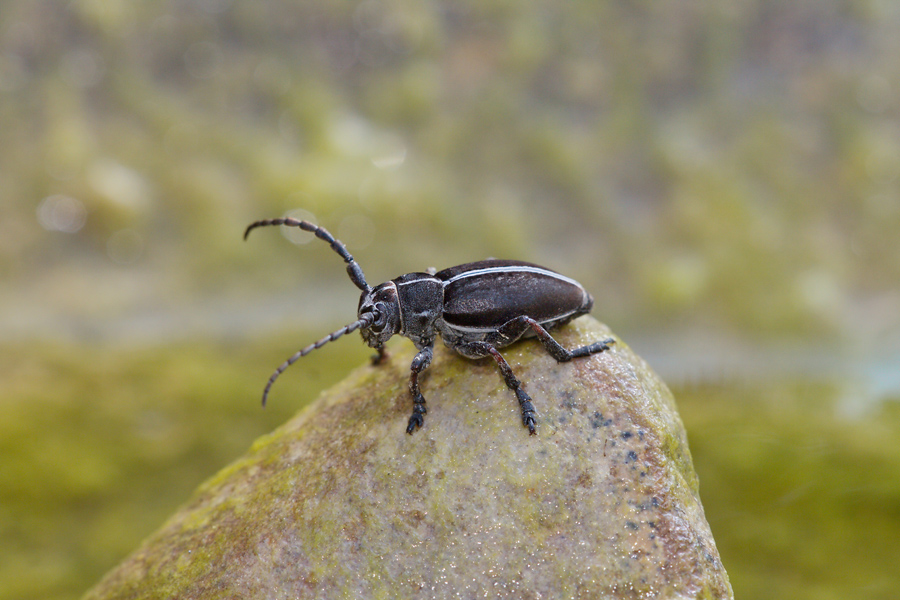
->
[370,305,387,332]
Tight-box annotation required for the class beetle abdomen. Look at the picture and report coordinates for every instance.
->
[437,259,591,330]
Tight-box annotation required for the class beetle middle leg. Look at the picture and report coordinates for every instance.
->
[406,345,433,434]
[490,316,615,363]
[458,341,537,434]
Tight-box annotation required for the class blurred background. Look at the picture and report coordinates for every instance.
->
[1,1,899,598]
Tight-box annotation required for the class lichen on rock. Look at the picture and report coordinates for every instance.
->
[83,316,733,599]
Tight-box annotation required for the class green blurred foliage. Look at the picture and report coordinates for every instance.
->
[1,0,898,337]
[678,379,900,600]
[0,334,371,600]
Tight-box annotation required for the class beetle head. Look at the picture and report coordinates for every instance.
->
[358,282,401,348]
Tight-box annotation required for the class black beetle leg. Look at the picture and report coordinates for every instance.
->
[371,345,389,365]
[406,345,433,434]
[491,316,615,363]
[460,341,537,435]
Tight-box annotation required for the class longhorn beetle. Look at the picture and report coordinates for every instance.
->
[244,217,615,434]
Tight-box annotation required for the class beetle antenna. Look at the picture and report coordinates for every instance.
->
[260,312,375,407]
[244,217,370,292]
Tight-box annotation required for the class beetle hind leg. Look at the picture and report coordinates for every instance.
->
[460,341,537,434]
[406,345,433,434]
[492,316,615,363]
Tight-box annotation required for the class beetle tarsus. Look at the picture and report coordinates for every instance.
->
[567,337,615,360]
[524,416,537,435]
[406,410,425,434]
[517,390,537,435]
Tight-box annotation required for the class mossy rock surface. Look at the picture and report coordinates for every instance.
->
[83,317,732,599]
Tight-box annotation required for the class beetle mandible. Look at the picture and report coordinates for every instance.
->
[244,217,615,434]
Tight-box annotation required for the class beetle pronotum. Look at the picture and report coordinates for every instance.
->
[245,217,615,434]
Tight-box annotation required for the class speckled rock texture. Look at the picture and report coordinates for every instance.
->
[83,317,733,599]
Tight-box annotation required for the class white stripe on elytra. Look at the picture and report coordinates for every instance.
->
[441,265,583,289]
[396,277,438,287]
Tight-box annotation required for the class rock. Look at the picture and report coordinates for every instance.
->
[83,317,733,599]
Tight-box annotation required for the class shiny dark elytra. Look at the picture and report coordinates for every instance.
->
[244,217,615,435]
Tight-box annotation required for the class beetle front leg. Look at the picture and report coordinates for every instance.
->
[460,341,537,435]
[491,316,615,363]
[406,345,433,434]
[371,344,389,365]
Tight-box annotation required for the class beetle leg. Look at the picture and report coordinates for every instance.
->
[406,345,433,434]
[491,316,615,363]
[459,341,537,435]
[371,344,389,365]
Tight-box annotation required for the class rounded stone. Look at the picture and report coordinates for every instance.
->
[83,317,733,599]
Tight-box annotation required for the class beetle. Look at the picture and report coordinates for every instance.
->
[244,217,615,434]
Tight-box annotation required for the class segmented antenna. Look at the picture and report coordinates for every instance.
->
[260,312,375,406]
[244,217,370,292]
